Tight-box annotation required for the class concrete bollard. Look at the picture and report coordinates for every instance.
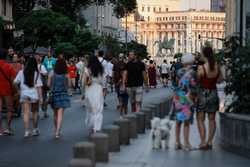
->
[135,112,146,134]
[73,142,95,167]
[69,159,92,167]
[124,114,138,139]
[102,125,120,152]
[90,133,109,162]
[146,104,158,117]
[113,118,130,145]
[141,108,153,129]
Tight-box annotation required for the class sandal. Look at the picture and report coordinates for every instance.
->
[199,144,209,150]
[183,144,193,151]
[175,143,183,150]
[206,144,213,150]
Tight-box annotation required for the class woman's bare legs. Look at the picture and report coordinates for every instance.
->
[197,111,206,147]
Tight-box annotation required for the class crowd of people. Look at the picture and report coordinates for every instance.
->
[0,46,223,152]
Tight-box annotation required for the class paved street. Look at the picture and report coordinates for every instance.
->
[1,87,250,167]
[0,87,171,167]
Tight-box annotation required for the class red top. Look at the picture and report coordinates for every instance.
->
[0,60,16,96]
[67,65,77,78]
[200,65,220,90]
[11,63,23,76]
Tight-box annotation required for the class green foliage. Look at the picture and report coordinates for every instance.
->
[214,49,225,65]
[55,42,78,59]
[109,0,137,18]
[72,29,101,54]
[13,0,92,21]
[102,35,123,57]
[16,9,76,49]
[126,40,148,60]
[174,53,183,59]
[223,36,250,114]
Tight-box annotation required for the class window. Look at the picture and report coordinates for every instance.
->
[142,6,144,12]
[148,7,150,12]
[159,7,161,12]
[166,8,168,12]
[153,7,156,12]
[148,16,150,21]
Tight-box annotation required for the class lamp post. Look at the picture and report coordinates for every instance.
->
[240,0,244,46]
[125,11,128,55]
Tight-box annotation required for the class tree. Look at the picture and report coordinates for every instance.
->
[174,53,183,59]
[109,0,137,18]
[102,35,123,57]
[16,9,76,50]
[55,42,78,59]
[13,0,92,21]
[72,29,101,54]
[125,40,148,60]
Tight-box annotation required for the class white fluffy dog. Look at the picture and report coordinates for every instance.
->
[151,117,172,150]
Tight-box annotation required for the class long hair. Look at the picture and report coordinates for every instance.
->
[87,56,104,77]
[202,47,216,71]
[24,57,38,88]
[54,58,68,75]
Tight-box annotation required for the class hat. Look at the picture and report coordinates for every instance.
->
[181,53,194,64]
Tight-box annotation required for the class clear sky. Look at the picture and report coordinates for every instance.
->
[181,0,210,10]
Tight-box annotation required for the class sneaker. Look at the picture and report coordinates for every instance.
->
[32,129,40,136]
[183,144,193,151]
[3,129,14,136]
[24,131,31,138]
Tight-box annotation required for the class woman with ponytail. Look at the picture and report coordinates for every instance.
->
[14,57,43,138]
[197,47,223,150]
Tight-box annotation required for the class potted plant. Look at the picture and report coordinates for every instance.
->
[220,35,250,158]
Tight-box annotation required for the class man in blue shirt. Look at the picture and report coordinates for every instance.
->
[41,49,56,118]
[43,50,57,73]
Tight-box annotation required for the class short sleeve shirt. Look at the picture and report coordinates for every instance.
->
[43,57,57,73]
[125,60,145,87]
[0,60,16,96]
[67,65,77,79]
[14,70,43,100]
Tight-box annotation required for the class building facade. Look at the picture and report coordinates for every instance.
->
[81,1,121,38]
[211,0,225,12]
[225,0,250,44]
[0,0,14,49]
[123,8,225,57]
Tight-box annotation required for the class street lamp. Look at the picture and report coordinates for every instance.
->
[240,0,244,46]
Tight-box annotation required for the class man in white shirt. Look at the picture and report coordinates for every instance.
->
[160,60,170,87]
[96,50,109,106]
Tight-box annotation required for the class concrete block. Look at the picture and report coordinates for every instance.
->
[135,112,146,134]
[73,142,95,167]
[90,132,109,162]
[113,118,130,145]
[103,125,120,152]
[124,114,138,139]
[141,108,153,129]
[69,158,92,167]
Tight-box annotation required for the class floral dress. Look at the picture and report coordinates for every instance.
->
[173,67,198,122]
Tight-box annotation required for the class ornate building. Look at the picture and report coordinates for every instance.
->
[122,0,225,58]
